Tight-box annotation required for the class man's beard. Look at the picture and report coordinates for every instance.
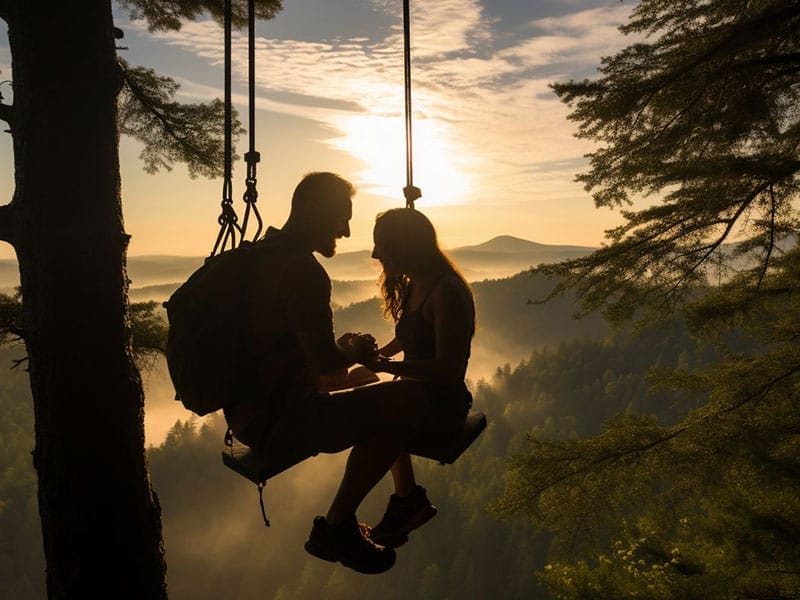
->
[316,238,337,258]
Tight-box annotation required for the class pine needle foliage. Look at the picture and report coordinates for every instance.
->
[115,0,282,177]
[498,1,800,597]
[118,0,283,32]
[538,0,800,323]
[118,61,243,178]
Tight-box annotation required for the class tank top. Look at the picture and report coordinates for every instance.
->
[395,273,473,366]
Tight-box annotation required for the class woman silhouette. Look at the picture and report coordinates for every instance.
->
[365,207,476,547]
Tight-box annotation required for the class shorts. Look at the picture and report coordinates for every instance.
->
[232,379,471,457]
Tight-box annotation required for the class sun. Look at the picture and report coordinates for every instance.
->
[330,113,474,206]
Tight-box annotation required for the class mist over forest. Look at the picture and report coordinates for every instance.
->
[0,259,708,599]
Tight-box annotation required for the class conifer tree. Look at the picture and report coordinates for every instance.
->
[0,1,280,596]
[498,1,800,597]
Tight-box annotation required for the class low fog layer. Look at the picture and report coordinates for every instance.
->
[141,269,607,446]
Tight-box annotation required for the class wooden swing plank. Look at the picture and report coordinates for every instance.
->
[221,410,488,485]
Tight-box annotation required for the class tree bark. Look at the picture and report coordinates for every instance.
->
[0,203,15,244]
[0,103,12,127]
[8,2,167,597]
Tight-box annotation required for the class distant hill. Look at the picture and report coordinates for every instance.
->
[0,255,204,295]
[128,278,380,307]
[449,236,596,281]
[122,235,596,286]
[128,260,608,382]
[126,255,204,287]
[466,234,586,253]
[326,235,597,282]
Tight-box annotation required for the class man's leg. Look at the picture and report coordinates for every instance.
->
[307,380,438,522]
[303,381,438,573]
[326,430,408,524]
[304,380,470,570]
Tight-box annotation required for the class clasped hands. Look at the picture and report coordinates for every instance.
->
[320,332,383,392]
[336,332,378,364]
[336,331,390,373]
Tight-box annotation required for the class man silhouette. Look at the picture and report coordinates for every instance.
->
[224,172,450,574]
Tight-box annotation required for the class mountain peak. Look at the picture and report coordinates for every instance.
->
[463,235,545,253]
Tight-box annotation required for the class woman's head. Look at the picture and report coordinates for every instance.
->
[371,208,440,277]
[372,208,468,321]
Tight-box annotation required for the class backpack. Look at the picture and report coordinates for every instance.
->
[164,243,261,416]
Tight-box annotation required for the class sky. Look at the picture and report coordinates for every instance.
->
[0,0,639,259]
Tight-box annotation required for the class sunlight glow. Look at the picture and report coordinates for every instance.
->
[330,113,475,206]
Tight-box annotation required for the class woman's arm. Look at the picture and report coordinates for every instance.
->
[370,279,473,385]
[378,337,402,358]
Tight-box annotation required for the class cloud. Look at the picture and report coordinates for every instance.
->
[132,1,635,207]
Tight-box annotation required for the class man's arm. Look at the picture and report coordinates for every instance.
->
[281,256,383,387]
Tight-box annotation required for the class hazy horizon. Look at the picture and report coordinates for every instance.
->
[0,1,638,262]
[0,233,598,294]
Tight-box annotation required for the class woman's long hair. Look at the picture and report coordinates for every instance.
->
[375,208,472,325]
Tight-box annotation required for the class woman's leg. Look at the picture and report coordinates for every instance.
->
[389,452,417,497]
[315,381,430,524]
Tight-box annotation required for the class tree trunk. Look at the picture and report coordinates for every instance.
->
[6,1,168,596]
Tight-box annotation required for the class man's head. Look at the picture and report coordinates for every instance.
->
[286,172,355,257]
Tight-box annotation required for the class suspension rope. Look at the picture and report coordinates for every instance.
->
[240,0,263,242]
[211,0,241,256]
[402,0,421,209]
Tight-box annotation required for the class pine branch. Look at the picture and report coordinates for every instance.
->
[757,185,777,289]
[120,66,199,162]
[10,356,28,370]
[675,184,767,279]
[523,361,800,500]
[118,0,283,33]
[118,60,238,178]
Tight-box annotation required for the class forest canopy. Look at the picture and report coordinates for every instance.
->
[498,1,800,597]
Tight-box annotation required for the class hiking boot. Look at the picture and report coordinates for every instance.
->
[304,515,396,574]
[368,485,437,548]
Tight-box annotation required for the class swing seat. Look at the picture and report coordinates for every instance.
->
[222,442,317,486]
[221,410,487,485]
[407,410,487,464]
